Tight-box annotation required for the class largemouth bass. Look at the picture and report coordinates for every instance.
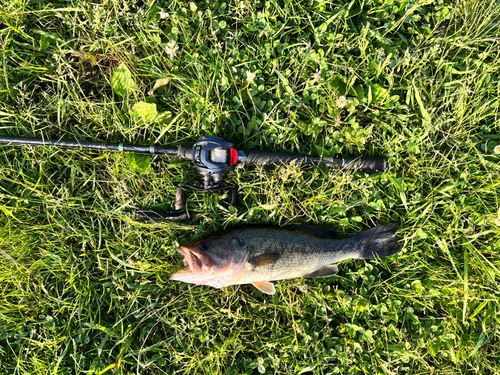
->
[170,223,401,295]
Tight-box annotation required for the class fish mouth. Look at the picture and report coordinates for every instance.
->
[170,247,245,287]
[176,246,213,274]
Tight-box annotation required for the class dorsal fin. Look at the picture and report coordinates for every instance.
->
[252,281,276,295]
[249,253,280,269]
[292,224,337,238]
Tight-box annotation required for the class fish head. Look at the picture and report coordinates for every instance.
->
[170,236,249,288]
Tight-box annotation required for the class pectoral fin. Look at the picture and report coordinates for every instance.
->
[304,264,339,278]
[252,281,276,295]
[249,253,280,270]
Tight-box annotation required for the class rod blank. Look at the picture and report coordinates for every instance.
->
[0,136,178,155]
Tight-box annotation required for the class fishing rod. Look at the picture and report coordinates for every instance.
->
[0,135,386,221]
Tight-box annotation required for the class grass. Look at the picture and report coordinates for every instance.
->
[0,0,500,373]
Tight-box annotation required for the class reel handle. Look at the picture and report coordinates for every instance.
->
[227,186,238,208]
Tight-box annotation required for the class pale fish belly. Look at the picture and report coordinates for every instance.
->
[232,254,326,285]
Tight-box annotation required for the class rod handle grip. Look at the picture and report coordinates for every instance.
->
[240,150,306,166]
[341,157,386,172]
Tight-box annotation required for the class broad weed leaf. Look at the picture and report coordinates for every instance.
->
[370,83,389,103]
[130,102,158,124]
[112,63,137,97]
[127,153,151,173]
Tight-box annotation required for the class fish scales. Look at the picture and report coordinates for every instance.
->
[170,223,401,295]
[233,227,361,283]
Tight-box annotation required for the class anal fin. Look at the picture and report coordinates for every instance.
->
[252,281,276,295]
[304,264,339,279]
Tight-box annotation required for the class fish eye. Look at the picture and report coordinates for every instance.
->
[198,242,209,251]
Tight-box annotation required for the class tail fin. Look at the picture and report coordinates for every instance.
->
[355,223,401,259]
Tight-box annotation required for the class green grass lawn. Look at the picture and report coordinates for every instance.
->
[1,0,500,373]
